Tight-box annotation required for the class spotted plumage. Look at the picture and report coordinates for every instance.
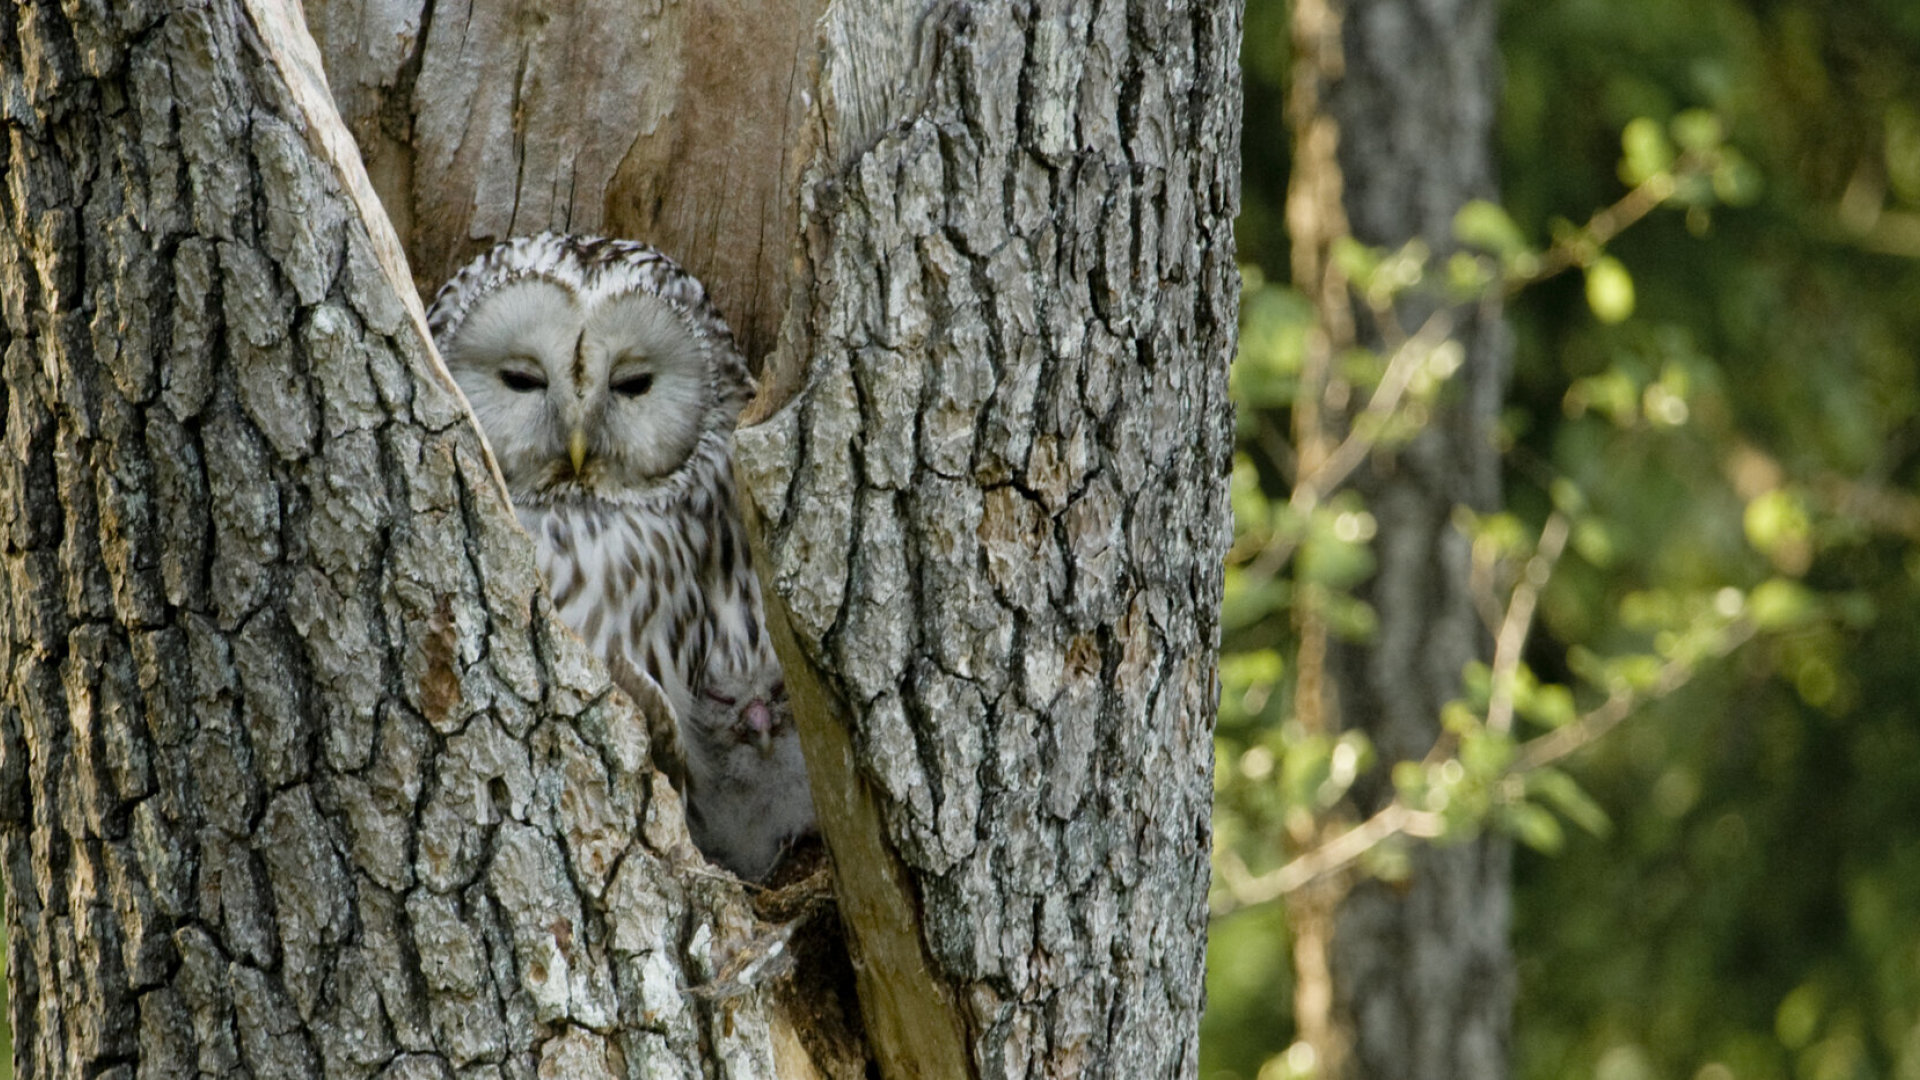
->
[429,233,810,876]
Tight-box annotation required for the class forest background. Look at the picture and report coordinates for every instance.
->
[1209,1,1920,1079]
[0,0,1914,1078]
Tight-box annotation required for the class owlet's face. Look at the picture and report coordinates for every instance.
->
[442,277,716,499]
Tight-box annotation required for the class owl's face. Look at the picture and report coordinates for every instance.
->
[429,235,750,502]
[695,659,790,756]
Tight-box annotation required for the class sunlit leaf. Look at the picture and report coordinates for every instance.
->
[1669,108,1724,152]
[1503,802,1566,854]
[1748,578,1819,631]
[1743,490,1812,573]
[1711,149,1763,206]
[1528,768,1614,838]
[1585,256,1636,324]
[1455,199,1532,257]
[1522,683,1577,729]
[1331,237,1383,288]
[1620,116,1674,185]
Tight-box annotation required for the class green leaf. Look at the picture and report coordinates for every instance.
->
[1220,572,1291,632]
[1460,726,1517,776]
[1358,838,1413,884]
[1712,149,1763,206]
[1570,519,1617,568]
[1742,490,1811,567]
[1331,237,1383,288]
[1219,649,1285,693]
[1280,736,1333,810]
[1749,578,1819,630]
[1504,802,1566,854]
[1528,768,1614,838]
[1585,256,1636,324]
[1620,116,1675,185]
[1391,760,1429,805]
[1565,369,1640,425]
[1609,654,1666,692]
[1522,683,1578,730]
[1446,251,1497,297]
[1670,108,1725,152]
[1454,199,1531,257]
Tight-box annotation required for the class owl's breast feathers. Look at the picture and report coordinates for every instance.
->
[517,433,764,728]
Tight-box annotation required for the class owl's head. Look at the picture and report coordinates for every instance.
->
[428,234,751,502]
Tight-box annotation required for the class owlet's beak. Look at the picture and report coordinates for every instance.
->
[568,428,588,475]
[745,700,775,755]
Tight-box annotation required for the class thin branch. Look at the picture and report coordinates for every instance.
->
[1214,803,1444,918]
[1238,312,1458,580]
[1214,617,1755,916]
[1512,619,1753,773]
[1505,165,1686,293]
[1485,513,1570,737]
[1292,310,1455,512]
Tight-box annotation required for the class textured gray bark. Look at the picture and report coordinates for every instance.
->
[0,3,807,1078]
[0,0,1240,1076]
[1323,1,1515,1077]
[735,1,1242,1076]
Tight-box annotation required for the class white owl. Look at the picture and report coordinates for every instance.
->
[427,233,811,877]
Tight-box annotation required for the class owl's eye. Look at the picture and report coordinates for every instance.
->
[611,372,655,398]
[499,366,547,393]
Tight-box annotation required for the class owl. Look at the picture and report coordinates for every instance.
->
[427,233,807,875]
[683,634,815,880]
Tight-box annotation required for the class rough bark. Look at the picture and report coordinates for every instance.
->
[303,0,1244,1073]
[1317,0,1516,1077]
[0,3,807,1078]
[734,1,1242,1076]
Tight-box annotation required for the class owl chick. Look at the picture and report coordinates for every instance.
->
[427,234,787,845]
[684,633,816,881]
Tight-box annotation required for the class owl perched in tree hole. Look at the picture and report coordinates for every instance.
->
[686,612,814,880]
[427,233,814,880]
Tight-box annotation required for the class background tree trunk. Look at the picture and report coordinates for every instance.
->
[1,1,1242,1078]
[1296,0,1516,1077]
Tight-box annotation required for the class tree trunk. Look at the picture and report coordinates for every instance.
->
[0,2,814,1077]
[1302,0,1516,1077]
[0,1,1241,1078]
[737,1,1242,1074]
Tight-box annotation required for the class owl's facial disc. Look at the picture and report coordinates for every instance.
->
[438,267,735,500]
[571,290,719,486]
[440,278,587,497]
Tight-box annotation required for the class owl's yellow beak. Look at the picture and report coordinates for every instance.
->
[568,428,588,475]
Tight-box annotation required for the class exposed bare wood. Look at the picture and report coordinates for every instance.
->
[303,0,829,363]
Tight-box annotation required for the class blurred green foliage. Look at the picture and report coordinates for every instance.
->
[1207,2,1920,1080]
